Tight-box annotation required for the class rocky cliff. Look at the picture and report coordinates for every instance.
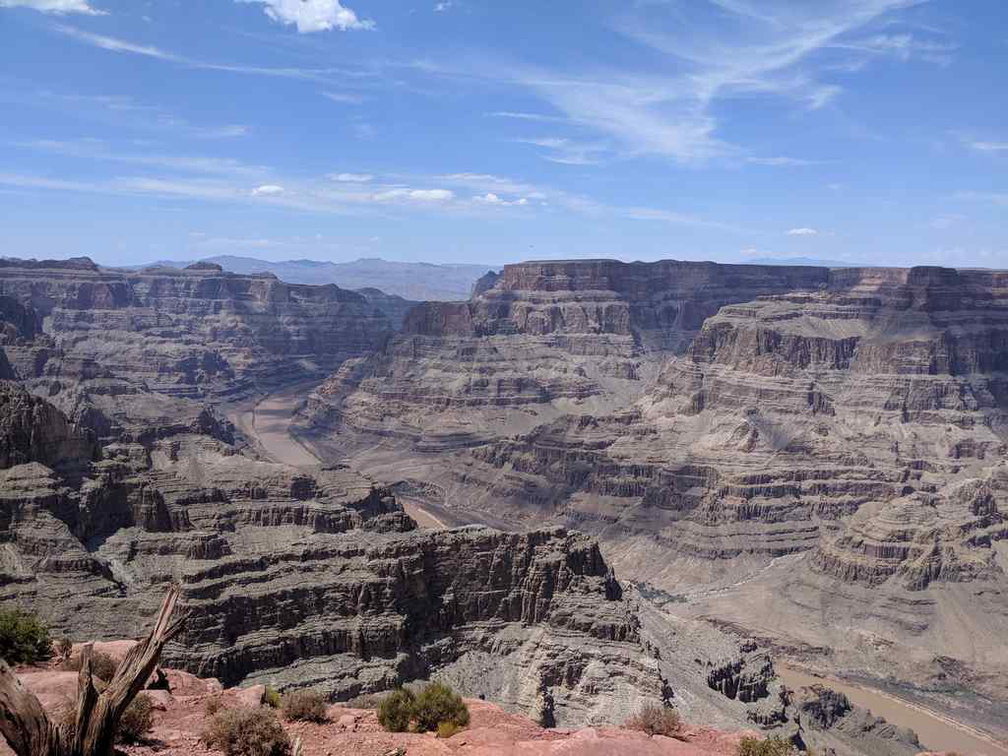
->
[298,259,1008,738]
[0,257,395,445]
[0,380,796,732]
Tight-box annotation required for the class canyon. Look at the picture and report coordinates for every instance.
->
[0,255,1006,754]
[297,259,1008,747]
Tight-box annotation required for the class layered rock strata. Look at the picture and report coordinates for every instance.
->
[298,260,1008,727]
[0,382,788,730]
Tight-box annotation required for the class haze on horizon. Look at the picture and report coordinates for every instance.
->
[0,0,1005,270]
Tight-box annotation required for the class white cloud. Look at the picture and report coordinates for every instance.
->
[0,0,105,14]
[970,141,1008,152]
[252,184,285,195]
[786,227,819,236]
[322,90,364,104]
[372,188,454,203]
[473,192,529,207]
[329,173,373,183]
[434,1,453,11]
[746,156,817,167]
[237,0,373,33]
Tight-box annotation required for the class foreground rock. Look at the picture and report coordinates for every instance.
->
[4,662,932,756]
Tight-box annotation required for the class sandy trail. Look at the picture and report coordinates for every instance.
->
[235,383,450,529]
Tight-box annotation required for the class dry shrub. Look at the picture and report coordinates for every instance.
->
[736,735,795,756]
[204,695,223,717]
[202,707,291,756]
[55,637,74,661]
[625,702,682,737]
[118,693,154,744]
[263,685,281,709]
[376,688,415,733]
[281,690,327,723]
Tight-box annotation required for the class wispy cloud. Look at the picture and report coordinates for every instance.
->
[329,172,373,183]
[236,0,374,33]
[956,191,1008,207]
[432,1,948,164]
[513,137,606,165]
[786,227,819,236]
[54,24,176,59]
[0,157,742,231]
[0,0,105,15]
[746,156,819,167]
[969,141,1008,153]
[1,89,249,140]
[486,111,566,123]
[52,24,365,82]
[322,90,364,104]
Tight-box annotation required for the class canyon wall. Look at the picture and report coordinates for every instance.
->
[299,259,1008,725]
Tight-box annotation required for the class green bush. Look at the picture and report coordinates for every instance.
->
[736,735,795,756]
[376,688,415,733]
[202,707,291,756]
[411,682,469,733]
[437,721,463,739]
[281,690,327,723]
[0,607,52,665]
[118,693,154,744]
[625,703,681,737]
[263,685,281,709]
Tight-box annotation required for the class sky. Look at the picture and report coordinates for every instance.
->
[0,0,1005,269]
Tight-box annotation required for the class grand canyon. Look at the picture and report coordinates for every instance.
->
[1,255,1005,756]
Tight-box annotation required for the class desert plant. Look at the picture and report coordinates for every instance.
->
[202,707,292,756]
[0,607,52,665]
[55,636,73,661]
[118,692,154,744]
[90,651,119,682]
[411,682,469,733]
[263,684,281,709]
[281,689,327,723]
[437,721,463,739]
[0,585,187,756]
[377,687,415,733]
[736,735,795,756]
[625,702,682,737]
[205,695,223,716]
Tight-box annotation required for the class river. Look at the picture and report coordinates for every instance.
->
[778,665,1008,755]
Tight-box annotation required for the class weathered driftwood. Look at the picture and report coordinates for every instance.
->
[0,585,186,756]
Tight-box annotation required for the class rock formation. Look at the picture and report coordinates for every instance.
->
[0,380,792,733]
[298,260,1008,740]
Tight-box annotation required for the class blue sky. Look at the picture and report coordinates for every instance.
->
[0,0,1005,268]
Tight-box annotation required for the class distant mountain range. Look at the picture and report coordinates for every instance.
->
[143,256,495,302]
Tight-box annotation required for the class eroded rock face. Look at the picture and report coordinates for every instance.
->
[0,256,393,403]
[0,389,789,730]
[298,260,1008,720]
